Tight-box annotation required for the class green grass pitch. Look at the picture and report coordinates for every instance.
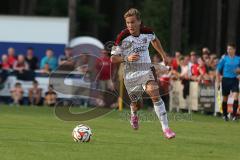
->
[0,105,239,160]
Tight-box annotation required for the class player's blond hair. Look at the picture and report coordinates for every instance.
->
[124,8,141,20]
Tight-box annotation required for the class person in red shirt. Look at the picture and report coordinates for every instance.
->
[7,47,16,68]
[198,57,210,84]
[95,50,114,107]
[171,51,181,71]
[13,54,29,72]
[96,49,114,90]
[191,62,200,77]
[1,54,11,70]
[191,57,209,83]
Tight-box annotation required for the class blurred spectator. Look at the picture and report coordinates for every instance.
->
[202,47,210,55]
[13,54,29,72]
[13,55,35,81]
[179,51,197,99]
[28,80,42,106]
[197,57,210,84]
[96,50,114,91]
[171,51,181,71]
[0,54,11,70]
[44,85,57,107]
[178,56,191,99]
[0,54,10,87]
[7,47,16,68]
[209,54,217,62]
[40,63,51,75]
[95,50,114,106]
[76,53,89,74]
[152,54,161,64]
[40,49,58,71]
[74,53,91,106]
[151,54,161,75]
[177,56,190,79]
[25,47,38,70]
[189,51,198,80]
[208,57,219,81]
[10,82,24,105]
[58,47,74,70]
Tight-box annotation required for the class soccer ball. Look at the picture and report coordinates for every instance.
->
[72,124,92,142]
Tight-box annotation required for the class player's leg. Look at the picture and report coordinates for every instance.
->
[144,80,175,139]
[129,102,139,130]
[221,78,230,121]
[127,84,143,130]
[232,92,238,120]
[222,96,228,121]
[231,78,239,120]
[130,101,141,115]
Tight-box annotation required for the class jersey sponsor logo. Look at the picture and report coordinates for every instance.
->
[132,46,148,53]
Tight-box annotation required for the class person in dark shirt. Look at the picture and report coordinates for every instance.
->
[25,47,38,70]
[58,47,74,70]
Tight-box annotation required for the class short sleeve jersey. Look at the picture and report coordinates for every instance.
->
[111,26,156,83]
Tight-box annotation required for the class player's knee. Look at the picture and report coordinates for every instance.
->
[151,96,160,103]
[222,96,228,102]
[130,102,138,109]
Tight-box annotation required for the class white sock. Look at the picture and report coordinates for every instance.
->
[130,104,137,116]
[153,99,169,130]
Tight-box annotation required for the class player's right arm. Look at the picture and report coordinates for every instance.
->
[110,42,139,63]
[110,45,125,63]
[111,54,139,63]
[111,29,139,64]
[110,55,124,63]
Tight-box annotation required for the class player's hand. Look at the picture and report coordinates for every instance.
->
[235,68,240,74]
[127,53,140,62]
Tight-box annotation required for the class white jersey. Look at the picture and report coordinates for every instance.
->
[111,27,156,84]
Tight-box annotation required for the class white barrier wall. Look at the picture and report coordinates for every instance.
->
[0,75,90,99]
[170,80,240,114]
[0,16,69,44]
[169,81,213,113]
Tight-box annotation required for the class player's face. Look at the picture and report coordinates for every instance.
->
[125,16,141,35]
[227,46,236,56]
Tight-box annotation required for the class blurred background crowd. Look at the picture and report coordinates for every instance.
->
[0,44,220,109]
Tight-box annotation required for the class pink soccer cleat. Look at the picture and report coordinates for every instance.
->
[163,128,176,139]
[130,114,139,130]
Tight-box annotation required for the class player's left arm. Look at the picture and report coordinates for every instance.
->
[235,57,240,74]
[237,69,240,74]
[151,37,168,63]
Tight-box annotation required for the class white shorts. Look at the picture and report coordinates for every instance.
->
[124,70,155,102]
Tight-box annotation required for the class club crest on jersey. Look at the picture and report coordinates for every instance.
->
[121,41,132,50]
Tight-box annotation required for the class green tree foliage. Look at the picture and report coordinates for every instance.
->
[141,0,171,54]
[76,4,107,35]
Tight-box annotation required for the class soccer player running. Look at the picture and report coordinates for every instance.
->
[217,43,240,121]
[111,8,175,139]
